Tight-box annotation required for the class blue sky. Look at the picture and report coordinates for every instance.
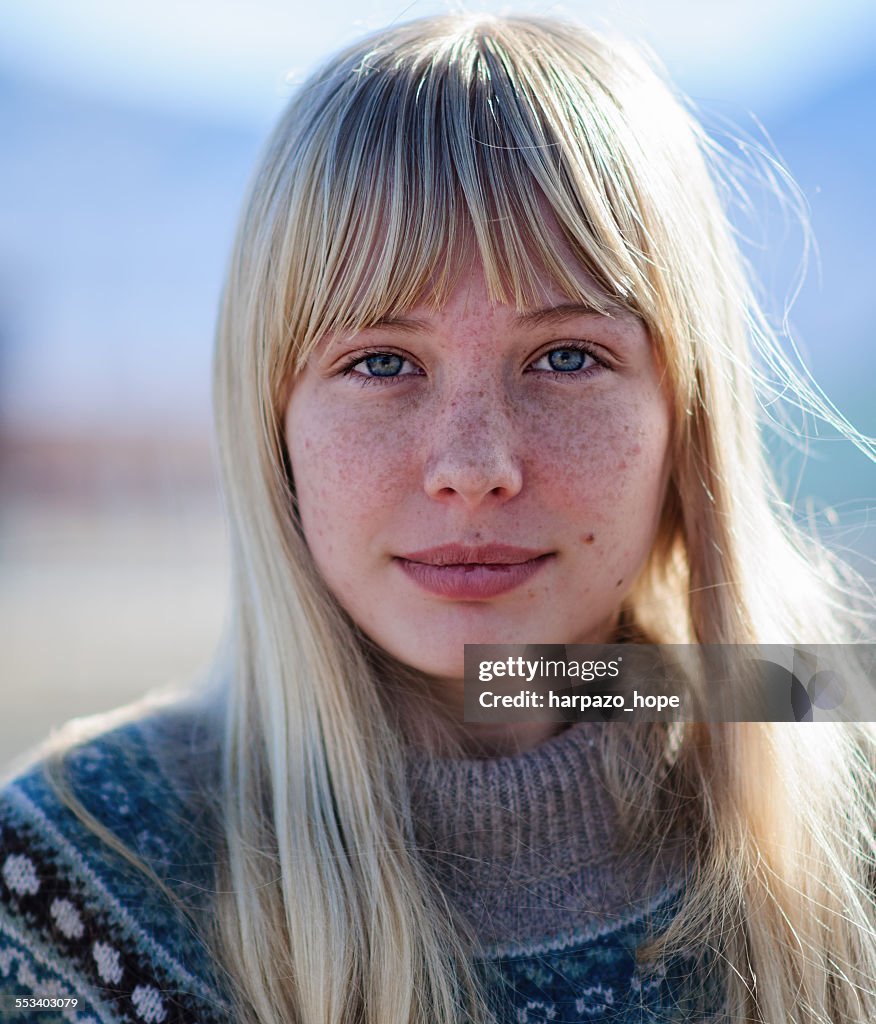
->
[3,0,876,126]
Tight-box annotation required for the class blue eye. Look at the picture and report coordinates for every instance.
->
[363,353,404,376]
[547,348,586,371]
[531,347,597,373]
[341,351,422,385]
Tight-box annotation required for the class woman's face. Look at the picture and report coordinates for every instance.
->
[285,260,672,680]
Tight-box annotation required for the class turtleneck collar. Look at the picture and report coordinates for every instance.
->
[404,721,685,951]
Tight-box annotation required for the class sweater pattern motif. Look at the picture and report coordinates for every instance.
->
[0,715,708,1023]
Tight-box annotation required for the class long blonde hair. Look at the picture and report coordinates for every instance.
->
[202,13,876,1022]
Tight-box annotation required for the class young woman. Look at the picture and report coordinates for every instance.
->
[2,14,875,1024]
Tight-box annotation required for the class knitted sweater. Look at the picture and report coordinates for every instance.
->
[0,704,713,1023]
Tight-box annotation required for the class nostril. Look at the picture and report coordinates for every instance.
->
[422,449,524,507]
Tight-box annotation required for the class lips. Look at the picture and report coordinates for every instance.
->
[395,544,553,599]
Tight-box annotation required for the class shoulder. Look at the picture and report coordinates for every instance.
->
[0,699,231,1023]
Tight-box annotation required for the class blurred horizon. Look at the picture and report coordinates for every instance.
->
[1,1,874,770]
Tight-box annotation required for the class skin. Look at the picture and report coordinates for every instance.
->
[285,259,673,755]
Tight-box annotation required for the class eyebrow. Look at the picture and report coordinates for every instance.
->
[362,301,623,334]
[363,315,432,334]
[512,302,624,328]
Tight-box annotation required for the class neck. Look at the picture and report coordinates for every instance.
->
[380,670,565,758]
[383,610,622,757]
[370,615,627,758]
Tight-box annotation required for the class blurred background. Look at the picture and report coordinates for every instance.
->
[1,0,875,771]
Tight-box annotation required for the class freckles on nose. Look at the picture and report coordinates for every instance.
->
[420,390,525,501]
[446,390,501,425]
[435,394,511,449]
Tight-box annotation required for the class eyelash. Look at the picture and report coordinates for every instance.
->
[339,349,423,388]
[338,343,609,387]
[529,343,608,382]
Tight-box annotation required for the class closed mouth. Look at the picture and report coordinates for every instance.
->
[396,543,551,566]
[394,547,554,599]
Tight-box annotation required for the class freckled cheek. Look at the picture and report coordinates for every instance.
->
[522,411,631,505]
[287,406,422,540]
[524,400,669,516]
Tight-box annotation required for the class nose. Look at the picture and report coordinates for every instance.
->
[422,389,524,508]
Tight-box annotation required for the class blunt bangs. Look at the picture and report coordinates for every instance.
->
[266,17,676,376]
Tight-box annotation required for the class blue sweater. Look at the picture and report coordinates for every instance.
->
[0,706,714,1023]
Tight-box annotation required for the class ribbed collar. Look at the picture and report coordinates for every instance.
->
[404,722,684,950]
[404,722,615,878]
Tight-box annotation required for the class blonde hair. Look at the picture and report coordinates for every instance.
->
[52,13,876,1023]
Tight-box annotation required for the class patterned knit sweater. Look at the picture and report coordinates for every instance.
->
[0,703,714,1023]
